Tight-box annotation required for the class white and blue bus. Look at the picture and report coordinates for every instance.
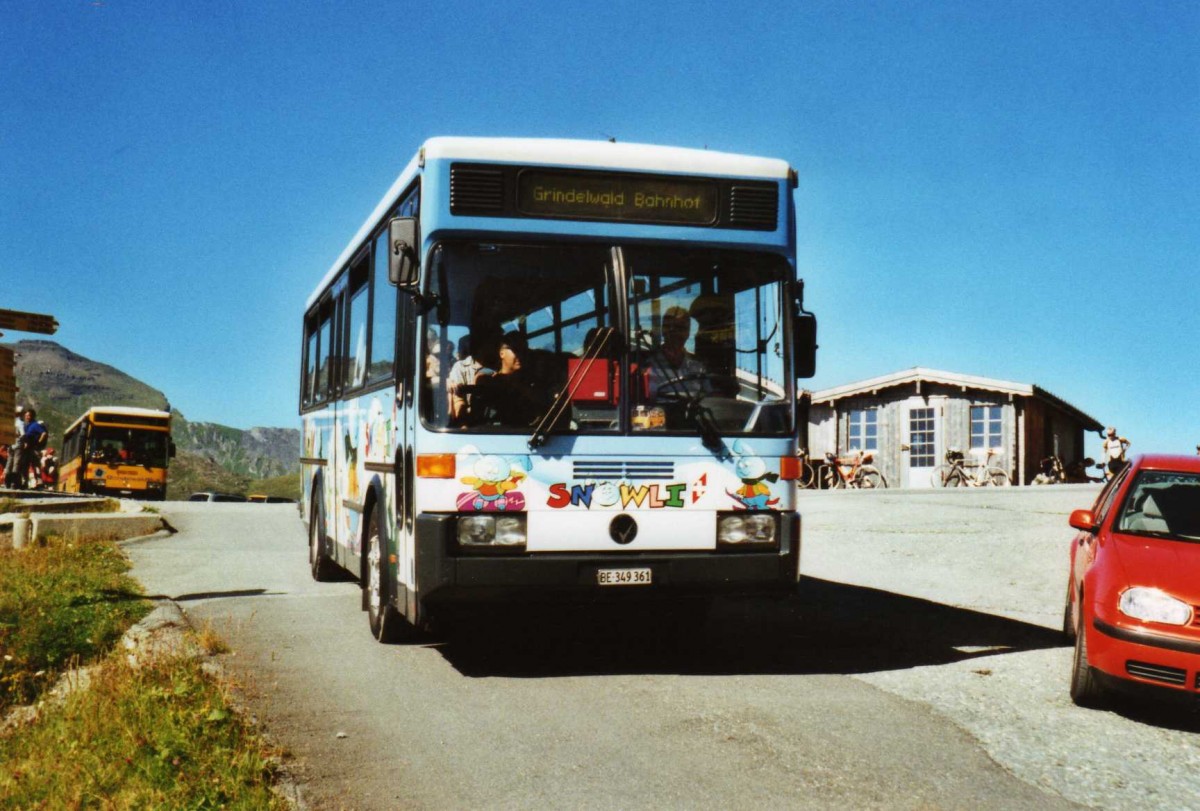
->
[300,137,817,641]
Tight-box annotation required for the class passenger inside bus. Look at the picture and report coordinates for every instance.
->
[446,328,500,425]
[469,331,545,427]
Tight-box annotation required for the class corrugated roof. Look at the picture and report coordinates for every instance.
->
[811,367,1103,431]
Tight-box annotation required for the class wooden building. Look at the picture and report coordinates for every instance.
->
[807,368,1103,487]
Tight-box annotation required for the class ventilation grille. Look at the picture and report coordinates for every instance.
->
[1125,660,1187,686]
[450,166,505,214]
[728,185,778,229]
[573,460,675,480]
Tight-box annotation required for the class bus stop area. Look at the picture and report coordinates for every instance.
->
[0,488,166,549]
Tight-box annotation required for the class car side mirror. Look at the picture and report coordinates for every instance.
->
[387,217,420,289]
[793,312,817,379]
[1069,509,1097,532]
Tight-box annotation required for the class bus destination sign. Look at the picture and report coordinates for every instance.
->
[517,171,719,225]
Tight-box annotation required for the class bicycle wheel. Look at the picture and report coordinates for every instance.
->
[986,468,1010,487]
[799,461,816,490]
[930,465,950,487]
[859,468,887,489]
[823,467,844,489]
[945,466,967,487]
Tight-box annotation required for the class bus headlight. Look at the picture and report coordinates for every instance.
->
[717,513,778,549]
[1119,587,1193,626]
[456,514,527,549]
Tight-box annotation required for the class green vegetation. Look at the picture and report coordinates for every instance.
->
[166,450,251,501]
[0,536,148,710]
[0,535,286,807]
[0,654,287,809]
[247,472,301,501]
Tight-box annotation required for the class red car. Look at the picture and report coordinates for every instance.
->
[1064,454,1200,706]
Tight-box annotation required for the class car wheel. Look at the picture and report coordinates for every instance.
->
[309,503,336,582]
[365,503,417,643]
[1069,611,1106,707]
[1062,579,1077,641]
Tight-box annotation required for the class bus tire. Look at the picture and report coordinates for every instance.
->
[309,499,336,582]
[366,502,416,643]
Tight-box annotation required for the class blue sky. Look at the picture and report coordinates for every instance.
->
[1,1,1196,458]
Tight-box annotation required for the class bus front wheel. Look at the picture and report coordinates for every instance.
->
[366,504,418,643]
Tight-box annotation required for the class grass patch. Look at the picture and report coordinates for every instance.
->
[0,536,149,712]
[0,498,24,515]
[0,536,287,807]
[0,652,287,809]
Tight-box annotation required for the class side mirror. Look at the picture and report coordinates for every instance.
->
[387,217,420,289]
[793,312,817,379]
[1069,509,1097,532]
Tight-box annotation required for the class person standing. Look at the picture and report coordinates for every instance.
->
[4,406,25,488]
[1101,427,1130,481]
[16,408,48,489]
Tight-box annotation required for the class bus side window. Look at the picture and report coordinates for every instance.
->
[369,231,396,382]
[315,304,332,403]
[303,314,319,407]
[346,265,369,390]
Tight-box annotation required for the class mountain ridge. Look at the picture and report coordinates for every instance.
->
[5,339,298,498]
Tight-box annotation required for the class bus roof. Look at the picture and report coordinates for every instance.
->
[64,406,172,436]
[306,137,794,310]
[423,137,792,179]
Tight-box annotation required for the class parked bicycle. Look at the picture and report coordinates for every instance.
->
[822,450,888,489]
[931,447,1010,487]
[796,448,818,490]
[1033,454,1104,485]
[1033,455,1067,485]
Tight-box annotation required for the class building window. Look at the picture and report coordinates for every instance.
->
[971,405,1003,449]
[909,407,936,467]
[848,408,878,451]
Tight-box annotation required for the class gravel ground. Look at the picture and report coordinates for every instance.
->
[799,486,1200,811]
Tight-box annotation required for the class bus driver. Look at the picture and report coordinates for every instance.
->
[645,305,708,401]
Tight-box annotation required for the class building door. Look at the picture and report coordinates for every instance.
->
[903,400,942,488]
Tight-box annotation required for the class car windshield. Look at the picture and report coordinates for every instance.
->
[1115,471,1200,541]
[421,241,794,439]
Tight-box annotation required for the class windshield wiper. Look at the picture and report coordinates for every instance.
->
[686,400,726,455]
[528,327,617,450]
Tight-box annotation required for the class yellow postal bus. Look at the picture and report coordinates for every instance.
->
[58,406,175,500]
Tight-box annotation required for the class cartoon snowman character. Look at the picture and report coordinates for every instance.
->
[728,440,779,510]
[461,454,526,511]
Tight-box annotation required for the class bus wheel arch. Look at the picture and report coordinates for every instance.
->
[309,476,336,581]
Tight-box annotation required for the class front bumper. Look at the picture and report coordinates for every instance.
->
[88,481,165,501]
[1090,616,1200,694]
[414,512,800,604]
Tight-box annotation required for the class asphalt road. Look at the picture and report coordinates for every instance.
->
[124,492,1200,810]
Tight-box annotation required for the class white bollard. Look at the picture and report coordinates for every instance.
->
[11,516,30,549]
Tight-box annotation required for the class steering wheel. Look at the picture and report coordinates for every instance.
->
[655,372,738,401]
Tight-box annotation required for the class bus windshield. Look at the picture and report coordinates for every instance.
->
[88,427,169,467]
[422,241,794,438]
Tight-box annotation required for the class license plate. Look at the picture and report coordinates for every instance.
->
[597,568,652,586]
